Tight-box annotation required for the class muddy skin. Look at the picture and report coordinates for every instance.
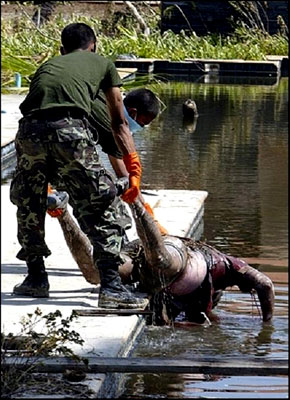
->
[57,210,99,285]
[53,198,274,324]
[125,199,275,324]
[128,199,188,287]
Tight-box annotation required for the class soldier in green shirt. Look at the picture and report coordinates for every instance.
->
[89,88,164,236]
[10,23,152,309]
[90,88,160,176]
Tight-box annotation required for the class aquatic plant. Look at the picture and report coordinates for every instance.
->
[1,6,288,91]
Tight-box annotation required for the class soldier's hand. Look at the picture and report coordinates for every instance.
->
[121,152,142,203]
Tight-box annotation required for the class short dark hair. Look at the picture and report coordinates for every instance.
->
[61,23,96,53]
[123,89,160,118]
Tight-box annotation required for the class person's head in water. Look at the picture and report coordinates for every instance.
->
[124,88,160,128]
[60,23,97,55]
[182,99,198,118]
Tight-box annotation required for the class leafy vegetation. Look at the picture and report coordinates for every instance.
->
[1,2,288,90]
[1,308,89,398]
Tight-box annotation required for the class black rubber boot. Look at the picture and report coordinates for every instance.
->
[13,256,49,298]
[98,266,149,309]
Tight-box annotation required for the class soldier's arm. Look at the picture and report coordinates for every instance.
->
[104,86,141,203]
[108,154,128,178]
[103,87,136,155]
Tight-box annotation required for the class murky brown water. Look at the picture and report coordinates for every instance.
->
[119,76,288,398]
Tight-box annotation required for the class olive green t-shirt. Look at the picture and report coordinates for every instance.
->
[88,93,123,159]
[20,51,122,116]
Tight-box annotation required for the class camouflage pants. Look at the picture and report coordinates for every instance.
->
[10,116,131,269]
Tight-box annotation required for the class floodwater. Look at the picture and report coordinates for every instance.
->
[2,76,288,398]
[119,76,288,398]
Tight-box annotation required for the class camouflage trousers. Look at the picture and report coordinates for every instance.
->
[10,116,131,269]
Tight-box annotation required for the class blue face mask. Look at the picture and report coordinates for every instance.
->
[123,106,143,135]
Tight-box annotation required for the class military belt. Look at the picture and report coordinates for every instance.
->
[25,107,87,122]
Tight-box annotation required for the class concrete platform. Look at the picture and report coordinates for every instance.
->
[1,94,25,180]
[1,94,24,147]
[115,57,286,77]
[1,184,208,398]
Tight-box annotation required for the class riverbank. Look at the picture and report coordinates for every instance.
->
[1,1,288,89]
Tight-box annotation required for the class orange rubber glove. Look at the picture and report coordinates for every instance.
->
[143,202,168,235]
[47,183,54,194]
[121,152,142,203]
[47,184,64,218]
[47,208,63,218]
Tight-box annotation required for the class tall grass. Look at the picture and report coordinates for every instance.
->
[1,12,288,89]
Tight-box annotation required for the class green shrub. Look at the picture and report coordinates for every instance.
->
[1,308,88,398]
[1,9,288,89]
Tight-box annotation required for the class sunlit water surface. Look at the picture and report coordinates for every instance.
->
[119,76,288,398]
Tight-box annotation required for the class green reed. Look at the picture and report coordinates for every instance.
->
[1,14,288,89]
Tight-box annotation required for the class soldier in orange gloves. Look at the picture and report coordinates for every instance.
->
[88,89,167,233]
[45,88,167,297]
[44,88,167,306]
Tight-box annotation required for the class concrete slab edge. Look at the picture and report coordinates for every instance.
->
[186,204,205,238]
[114,57,287,77]
[9,317,146,399]
[97,317,147,399]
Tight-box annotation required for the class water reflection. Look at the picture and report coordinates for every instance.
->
[122,77,288,398]
[123,373,288,399]
[133,311,286,360]
[182,115,199,134]
[122,304,288,398]
[134,77,288,261]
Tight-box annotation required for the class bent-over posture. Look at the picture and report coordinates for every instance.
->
[45,190,275,322]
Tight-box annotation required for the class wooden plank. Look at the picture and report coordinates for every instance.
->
[3,356,287,376]
[73,309,153,316]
